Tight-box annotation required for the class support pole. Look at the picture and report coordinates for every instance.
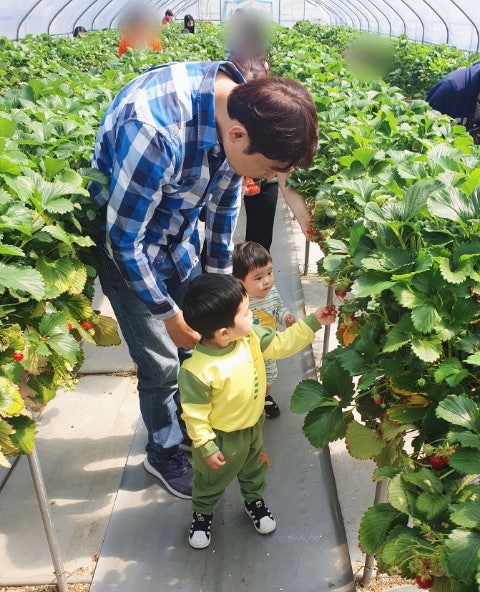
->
[27,448,68,592]
[303,238,310,276]
[360,479,389,587]
[322,283,334,359]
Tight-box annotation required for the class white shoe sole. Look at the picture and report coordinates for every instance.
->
[245,506,277,534]
[143,458,192,500]
[189,534,211,549]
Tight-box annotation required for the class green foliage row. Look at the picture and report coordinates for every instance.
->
[284,23,480,592]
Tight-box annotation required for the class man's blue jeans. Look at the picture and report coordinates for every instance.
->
[98,250,201,464]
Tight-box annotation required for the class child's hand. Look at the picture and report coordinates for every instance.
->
[204,450,226,470]
[284,313,296,327]
[314,305,337,325]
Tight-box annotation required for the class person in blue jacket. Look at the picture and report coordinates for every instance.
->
[427,61,480,129]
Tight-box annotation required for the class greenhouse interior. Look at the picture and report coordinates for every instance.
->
[1,1,480,592]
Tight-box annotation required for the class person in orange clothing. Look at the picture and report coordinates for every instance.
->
[118,7,162,58]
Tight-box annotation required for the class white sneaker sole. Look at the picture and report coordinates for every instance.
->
[143,458,192,500]
[189,534,211,549]
[245,506,277,534]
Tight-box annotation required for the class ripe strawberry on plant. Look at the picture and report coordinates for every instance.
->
[415,575,434,589]
[334,288,348,299]
[80,320,94,331]
[12,351,24,362]
[67,322,73,331]
[373,394,382,406]
[429,453,449,470]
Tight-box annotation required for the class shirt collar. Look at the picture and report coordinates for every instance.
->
[197,61,246,152]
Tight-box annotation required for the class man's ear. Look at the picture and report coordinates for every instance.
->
[226,123,249,147]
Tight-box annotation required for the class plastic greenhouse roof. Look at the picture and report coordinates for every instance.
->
[0,0,479,52]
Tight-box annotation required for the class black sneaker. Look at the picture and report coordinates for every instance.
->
[244,498,277,534]
[264,394,281,418]
[189,512,213,549]
[144,450,193,499]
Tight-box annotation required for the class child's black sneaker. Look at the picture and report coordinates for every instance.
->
[188,512,212,549]
[244,498,277,534]
[264,394,280,418]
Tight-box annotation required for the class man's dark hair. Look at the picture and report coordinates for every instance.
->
[165,9,174,16]
[232,241,272,280]
[227,77,318,170]
[183,274,247,339]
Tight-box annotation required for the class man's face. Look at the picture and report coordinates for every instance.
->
[222,123,292,178]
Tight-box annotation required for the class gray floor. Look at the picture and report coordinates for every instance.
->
[90,204,355,592]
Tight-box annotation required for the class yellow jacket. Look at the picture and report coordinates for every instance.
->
[179,315,321,457]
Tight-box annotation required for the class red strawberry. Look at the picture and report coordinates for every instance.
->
[334,289,348,298]
[338,326,347,334]
[324,305,336,316]
[80,320,94,331]
[415,575,434,589]
[373,395,382,406]
[13,351,24,362]
[67,322,73,331]
[429,454,449,470]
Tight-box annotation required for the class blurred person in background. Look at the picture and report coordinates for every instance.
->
[162,9,174,25]
[73,26,87,37]
[182,15,195,34]
[118,5,162,57]
[427,61,480,141]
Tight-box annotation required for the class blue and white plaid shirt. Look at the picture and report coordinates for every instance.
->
[90,61,245,318]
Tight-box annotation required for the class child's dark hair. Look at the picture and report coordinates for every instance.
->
[183,274,247,339]
[232,241,272,280]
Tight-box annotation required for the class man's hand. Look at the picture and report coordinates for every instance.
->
[284,313,296,327]
[204,450,226,470]
[164,311,200,349]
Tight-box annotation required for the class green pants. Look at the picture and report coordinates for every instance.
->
[192,417,268,514]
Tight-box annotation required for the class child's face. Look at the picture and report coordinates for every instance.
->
[242,264,274,299]
[228,296,253,341]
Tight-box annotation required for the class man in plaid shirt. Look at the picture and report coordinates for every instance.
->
[90,60,318,499]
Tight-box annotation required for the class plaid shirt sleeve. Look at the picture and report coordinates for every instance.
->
[203,177,242,274]
[106,119,180,318]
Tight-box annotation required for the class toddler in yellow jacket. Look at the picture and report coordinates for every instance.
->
[179,273,335,549]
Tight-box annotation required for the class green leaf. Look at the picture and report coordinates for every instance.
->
[416,492,450,520]
[0,116,16,138]
[352,272,395,298]
[0,244,25,257]
[8,414,36,454]
[302,406,345,447]
[382,315,414,353]
[444,529,480,581]
[387,405,427,424]
[448,448,480,475]
[0,377,24,416]
[0,418,17,458]
[434,358,469,387]
[359,503,408,555]
[0,262,45,300]
[436,395,480,431]
[36,257,77,299]
[345,420,385,459]
[465,352,480,367]
[91,315,121,347]
[450,500,480,529]
[388,474,417,514]
[291,379,334,414]
[411,304,440,333]
[379,525,433,578]
[437,257,470,284]
[402,468,444,495]
[320,353,355,405]
[352,147,377,168]
[411,336,442,362]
